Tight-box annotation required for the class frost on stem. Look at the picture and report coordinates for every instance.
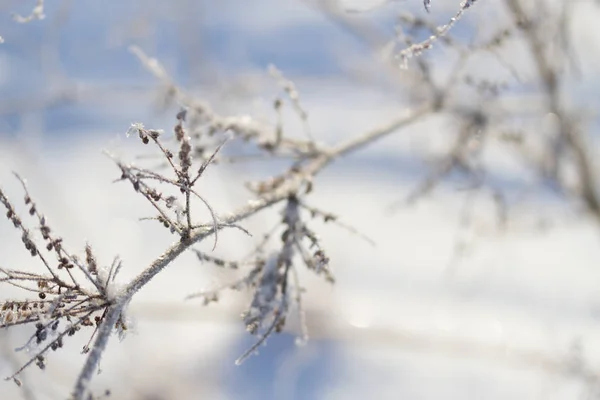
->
[129,46,319,161]
[118,112,226,245]
[186,194,352,364]
[0,176,127,385]
[396,0,479,68]
[268,64,314,143]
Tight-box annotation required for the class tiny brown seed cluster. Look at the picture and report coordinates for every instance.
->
[1,301,48,326]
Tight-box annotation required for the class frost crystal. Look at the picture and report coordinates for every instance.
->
[126,123,144,138]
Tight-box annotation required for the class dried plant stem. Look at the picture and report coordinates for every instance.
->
[71,102,433,399]
[504,0,600,224]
